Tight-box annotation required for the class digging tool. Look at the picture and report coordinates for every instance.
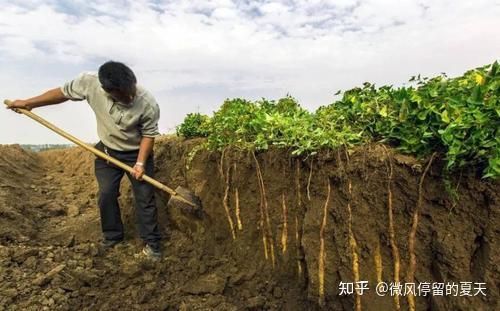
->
[4,99,203,218]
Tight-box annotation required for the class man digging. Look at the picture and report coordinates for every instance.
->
[7,61,162,260]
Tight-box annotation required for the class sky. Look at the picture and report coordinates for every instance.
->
[0,0,499,144]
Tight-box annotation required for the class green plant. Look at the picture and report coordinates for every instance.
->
[176,113,210,138]
[176,62,499,178]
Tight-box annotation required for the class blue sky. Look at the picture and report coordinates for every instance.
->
[1,0,499,144]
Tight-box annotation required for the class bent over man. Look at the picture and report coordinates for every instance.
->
[7,61,162,259]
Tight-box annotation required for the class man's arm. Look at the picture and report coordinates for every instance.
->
[6,88,69,112]
[132,136,155,180]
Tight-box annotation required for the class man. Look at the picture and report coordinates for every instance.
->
[7,61,162,259]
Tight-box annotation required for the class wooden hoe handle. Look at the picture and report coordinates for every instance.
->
[3,99,196,207]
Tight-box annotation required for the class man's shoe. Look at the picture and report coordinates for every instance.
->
[141,244,161,260]
[100,239,123,250]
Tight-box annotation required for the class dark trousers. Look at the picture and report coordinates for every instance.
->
[94,142,161,250]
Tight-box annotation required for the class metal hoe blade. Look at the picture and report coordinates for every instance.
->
[168,186,203,219]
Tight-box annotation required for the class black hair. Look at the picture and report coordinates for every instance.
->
[98,61,137,94]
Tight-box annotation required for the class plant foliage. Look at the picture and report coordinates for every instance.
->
[177,62,500,178]
[175,113,210,138]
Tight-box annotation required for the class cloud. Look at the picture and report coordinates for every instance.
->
[0,0,499,144]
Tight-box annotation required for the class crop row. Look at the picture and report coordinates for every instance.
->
[177,62,499,178]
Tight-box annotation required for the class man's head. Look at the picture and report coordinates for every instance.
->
[98,61,137,105]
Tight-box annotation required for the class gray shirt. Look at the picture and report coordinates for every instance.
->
[60,72,160,151]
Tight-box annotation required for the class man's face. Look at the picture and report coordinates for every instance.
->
[104,84,137,105]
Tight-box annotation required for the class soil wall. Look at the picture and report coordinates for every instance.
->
[155,136,499,310]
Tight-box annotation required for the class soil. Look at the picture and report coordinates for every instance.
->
[0,136,498,310]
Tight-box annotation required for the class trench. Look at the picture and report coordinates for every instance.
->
[0,137,498,310]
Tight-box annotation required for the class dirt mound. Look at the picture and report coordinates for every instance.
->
[38,147,101,243]
[0,138,498,310]
[0,145,47,242]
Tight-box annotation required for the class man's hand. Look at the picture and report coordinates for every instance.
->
[132,163,145,180]
[6,100,32,114]
[134,137,154,181]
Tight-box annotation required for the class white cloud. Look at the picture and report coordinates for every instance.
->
[0,0,499,144]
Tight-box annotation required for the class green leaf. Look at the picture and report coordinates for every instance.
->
[441,110,450,123]
[380,105,388,117]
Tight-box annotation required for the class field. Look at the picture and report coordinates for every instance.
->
[0,63,499,310]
